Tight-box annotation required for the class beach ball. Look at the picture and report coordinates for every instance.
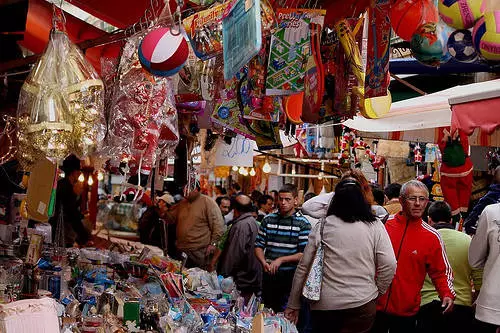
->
[473,11,500,61]
[390,0,439,41]
[447,29,479,62]
[138,27,189,77]
[438,0,483,29]
[411,22,453,67]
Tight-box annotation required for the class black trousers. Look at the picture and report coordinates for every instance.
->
[370,311,417,333]
[476,320,500,333]
[417,301,475,333]
[262,269,295,313]
[311,300,377,333]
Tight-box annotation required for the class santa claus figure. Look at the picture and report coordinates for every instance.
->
[438,129,473,225]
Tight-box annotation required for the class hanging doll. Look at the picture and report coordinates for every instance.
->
[438,129,473,224]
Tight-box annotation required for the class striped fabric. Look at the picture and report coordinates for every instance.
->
[255,211,311,271]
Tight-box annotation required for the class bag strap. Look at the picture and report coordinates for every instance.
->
[319,216,327,244]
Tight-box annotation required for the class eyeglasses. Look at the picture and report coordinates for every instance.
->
[406,196,429,203]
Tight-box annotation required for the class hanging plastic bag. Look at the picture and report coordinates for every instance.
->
[17,29,105,170]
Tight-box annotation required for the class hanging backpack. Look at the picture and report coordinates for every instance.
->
[442,137,466,167]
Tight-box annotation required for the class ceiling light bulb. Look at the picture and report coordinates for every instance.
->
[232,165,239,172]
[238,166,245,175]
[249,168,256,177]
[87,176,94,186]
[97,172,104,181]
[242,168,249,176]
[78,173,85,182]
[262,161,271,173]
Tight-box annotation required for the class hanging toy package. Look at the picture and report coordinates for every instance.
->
[17,29,105,170]
[222,0,262,80]
[183,2,230,60]
[265,8,325,96]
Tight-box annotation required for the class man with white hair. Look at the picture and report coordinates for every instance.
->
[372,180,455,333]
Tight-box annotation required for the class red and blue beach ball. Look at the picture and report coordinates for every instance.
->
[138,27,189,77]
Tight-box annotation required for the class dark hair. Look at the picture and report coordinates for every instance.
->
[279,183,298,198]
[216,196,230,206]
[371,185,385,206]
[258,194,273,208]
[270,190,278,195]
[215,185,227,195]
[327,179,376,223]
[341,169,375,205]
[233,194,254,213]
[251,190,263,203]
[61,154,81,174]
[428,201,452,223]
[232,183,241,191]
[384,183,402,200]
[304,192,316,203]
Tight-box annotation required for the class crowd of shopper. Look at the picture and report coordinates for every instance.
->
[135,166,500,333]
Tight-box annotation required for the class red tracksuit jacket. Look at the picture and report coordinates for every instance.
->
[376,213,456,316]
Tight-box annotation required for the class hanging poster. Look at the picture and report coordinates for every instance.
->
[365,1,391,98]
[265,8,326,95]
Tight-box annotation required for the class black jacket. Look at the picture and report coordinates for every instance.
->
[218,212,262,292]
[50,178,89,246]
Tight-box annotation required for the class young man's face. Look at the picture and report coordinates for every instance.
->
[262,199,274,214]
[278,192,297,216]
[400,187,429,220]
[219,199,231,216]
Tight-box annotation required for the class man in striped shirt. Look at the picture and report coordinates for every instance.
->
[255,184,311,313]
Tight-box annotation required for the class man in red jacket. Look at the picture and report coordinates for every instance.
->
[371,180,455,333]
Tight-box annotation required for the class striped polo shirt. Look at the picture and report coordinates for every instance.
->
[255,211,311,271]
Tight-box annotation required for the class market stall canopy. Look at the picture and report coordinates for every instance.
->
[344,79,500,133]
[344,79,500,147]
[342,89,453,132]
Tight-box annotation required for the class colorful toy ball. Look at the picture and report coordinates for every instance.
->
[472,11,500,61]
[447,29,479,62]
[390,0,439,41]
[411,22,453,67]
[438,0,483,29]
[138,27,189,77]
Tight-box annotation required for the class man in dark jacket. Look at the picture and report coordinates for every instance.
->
[218,194,262,300]
[463,166,500,235]
[139,193,175,254]
[50,155,90,247]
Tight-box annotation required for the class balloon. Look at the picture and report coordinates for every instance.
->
[438,0,483,30]
[447,29,479,62]
[138,27,189,77]
[284,93,304,124]
[390,0,439,41]
[411,21,453,67]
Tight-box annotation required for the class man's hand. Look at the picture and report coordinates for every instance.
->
[442,296,454,314]
[284,308,299,325]
[206,244,216,256]
[269,258,282,275]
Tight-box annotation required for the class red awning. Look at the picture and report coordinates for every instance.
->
[449,79,500,136]
[19,0,121,72]
[451,98,500,135]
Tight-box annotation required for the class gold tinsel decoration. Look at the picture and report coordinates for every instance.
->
[17,29,104,170]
